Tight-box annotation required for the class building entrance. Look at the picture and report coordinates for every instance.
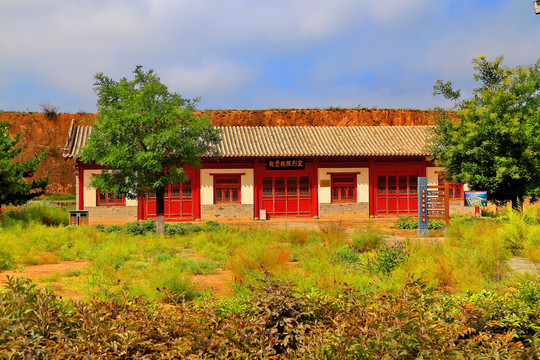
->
[374,170,419,216]
[260,173,311,217]
[142,180,194,220]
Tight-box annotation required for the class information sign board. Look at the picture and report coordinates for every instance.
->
[464,191,487,207]
[417,177,428,235]
[418,179,450,233]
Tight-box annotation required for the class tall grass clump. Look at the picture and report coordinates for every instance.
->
[129,260,203,302]
[40,193,76,202]
[351,225,385,251]
[228,241,292,282]
[394,220,512,293]
[0,201,68,227]
[499,205,540,256]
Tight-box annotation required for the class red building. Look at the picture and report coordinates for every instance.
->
[63,120,470,225]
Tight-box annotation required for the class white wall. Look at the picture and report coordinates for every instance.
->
[426,166,443,186]
[317,168,369,204]
[82,169,137,207]
[200,168,254,205]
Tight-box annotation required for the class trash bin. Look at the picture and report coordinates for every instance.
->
[69,210,89,225]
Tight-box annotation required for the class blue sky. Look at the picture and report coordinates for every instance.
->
[1,0,539,113]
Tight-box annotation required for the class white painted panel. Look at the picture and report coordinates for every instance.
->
[426,167,444,186]
[200,168,254,205]
[83,170,99,207]
[317,168,369,204]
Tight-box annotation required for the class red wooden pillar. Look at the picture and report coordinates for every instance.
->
[192,168,201,219]
[368,159,375,216]
[253,159,260,219]
[138,197,145,220]
[78,163,84,211]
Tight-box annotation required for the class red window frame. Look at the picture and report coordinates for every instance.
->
[96,190,126,206]
[331,174,357,203]
[437,173,464,201]
[214,175,241,204]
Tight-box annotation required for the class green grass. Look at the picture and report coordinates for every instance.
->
[0,204,539,302]
[0,200,69,227]
[40,193,76,201]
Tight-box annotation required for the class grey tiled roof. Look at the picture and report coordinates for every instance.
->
[63,120,433,158]
[216,126,432,157]
[62,120,93,158]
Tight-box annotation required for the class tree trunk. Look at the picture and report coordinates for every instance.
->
[156,185,165,235]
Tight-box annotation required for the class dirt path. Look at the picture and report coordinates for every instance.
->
[0,261,91,282]
[509,257,540,275]
[0,261,91,299]
[0,260,236,299]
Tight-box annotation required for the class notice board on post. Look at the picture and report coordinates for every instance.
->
[418,178,450,235]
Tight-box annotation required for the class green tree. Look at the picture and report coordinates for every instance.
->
[80,66,221,233]
[431,55,540,209]
[0,121,49,208]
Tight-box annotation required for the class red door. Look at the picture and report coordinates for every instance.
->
[261,173,311,218]
[144,180,194,220]
[375,171,419,216]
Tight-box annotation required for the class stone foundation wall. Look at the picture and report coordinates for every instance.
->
[319,202,370,219]
[449,202,476,215]
[87,206,138,226]
[201,204,253,221]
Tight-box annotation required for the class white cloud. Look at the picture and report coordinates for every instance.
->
[163,60,260,95]
[1,0,539,112]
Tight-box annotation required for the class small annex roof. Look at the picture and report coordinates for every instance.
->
[62,120,434,159]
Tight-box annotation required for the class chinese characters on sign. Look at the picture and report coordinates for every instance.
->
[266,159,305,170]
[418,178,450,235]
[418,177,428,234]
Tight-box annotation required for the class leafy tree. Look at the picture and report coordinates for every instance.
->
[0,121,49,208]
[431,55,540,209]
[80,66,221,234]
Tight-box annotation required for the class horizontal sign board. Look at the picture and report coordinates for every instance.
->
[427,209,446,216]
[319,179,330,187]
[464,191,487,207]
[266,159,305,170]
[427,203,445,209]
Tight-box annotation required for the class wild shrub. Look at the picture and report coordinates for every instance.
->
[228,241,291,281]
[278,228,311,245]
[473,229,511,281]
[159,271,201,302]
[366,242,410,275]
[523,226,540,263]
[203,220,221,231]
[499,209,530,254]
[40,193,76,201]
[515,278,540,304]
[0,251,14,270]
[394,216,417,229]
[351,225,385,251]
[0,201,68,227]
[318,221,348,248]
[243,273,326,356]
[123,219,156,235]
[39,103,60,119]
[1,275,540,358]
[394,216,445,230]
[103,224,122,233]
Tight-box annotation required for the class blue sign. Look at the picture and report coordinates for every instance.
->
[464,191,487,207]
[418,177,428,233]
